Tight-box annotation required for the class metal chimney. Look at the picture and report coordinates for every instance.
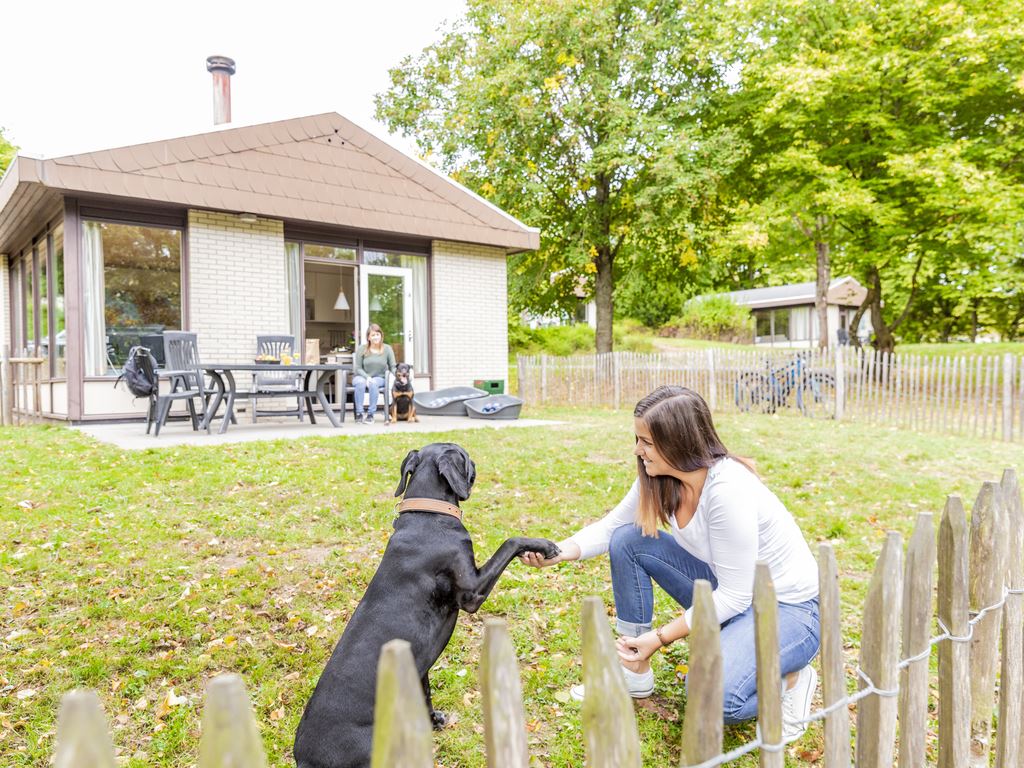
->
[205,55,236,125]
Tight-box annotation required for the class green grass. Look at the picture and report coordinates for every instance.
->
[1,411,1020,766]
[897,341,1024,358]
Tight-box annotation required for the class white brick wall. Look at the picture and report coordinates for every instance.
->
[187,210,288,363]
[430,240,508,389]
[0,253,9,350]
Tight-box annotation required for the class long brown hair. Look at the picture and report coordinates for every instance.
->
[633,385,753,535]
[365,323,384,353]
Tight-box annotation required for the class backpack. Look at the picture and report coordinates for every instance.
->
[116,346,159,399]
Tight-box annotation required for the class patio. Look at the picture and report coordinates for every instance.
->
[74,413,563,450]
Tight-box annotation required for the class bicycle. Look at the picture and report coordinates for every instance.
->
[734,353,836,418]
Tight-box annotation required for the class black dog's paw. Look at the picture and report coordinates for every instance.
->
[430,709,447,730]
[518,538,561,560]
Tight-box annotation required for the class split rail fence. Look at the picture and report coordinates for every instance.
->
[0,344,45,425]
[517,348,1024,442]
[48,468,1022,768]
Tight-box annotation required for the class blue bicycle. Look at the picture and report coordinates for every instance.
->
[734,353,836,418]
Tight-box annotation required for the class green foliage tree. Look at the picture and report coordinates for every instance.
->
[722,0,1024,352]
[0,126,17,175]
[375,0,740,352]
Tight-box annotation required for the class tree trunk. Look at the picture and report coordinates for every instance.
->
[593,172,615,354]
[868,268,896,354]
[815,235,831,350]
[594,244,614,354]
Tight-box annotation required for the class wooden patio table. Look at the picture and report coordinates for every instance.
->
[198,362,348,434]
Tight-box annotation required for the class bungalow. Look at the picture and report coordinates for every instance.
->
[723,276,874,347]
[0,113,538,422]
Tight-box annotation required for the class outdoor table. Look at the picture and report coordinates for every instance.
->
[198,363,348,434]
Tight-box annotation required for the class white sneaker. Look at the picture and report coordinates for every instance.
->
[569,666,654,701]
[781,665,817,740]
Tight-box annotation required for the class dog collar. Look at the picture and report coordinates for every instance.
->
[397,497,463,521]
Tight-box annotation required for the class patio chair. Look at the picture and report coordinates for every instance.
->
[153,331,216,436]
[251,335,304,423]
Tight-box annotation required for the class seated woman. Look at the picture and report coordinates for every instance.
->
[351,323,397,423]
[521,385,820,740]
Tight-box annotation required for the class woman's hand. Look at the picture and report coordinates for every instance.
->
[616,632,662,666]
[519,539,580,568]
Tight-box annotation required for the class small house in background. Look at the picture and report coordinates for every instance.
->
[0,113,538,422]
[722,276,873,347]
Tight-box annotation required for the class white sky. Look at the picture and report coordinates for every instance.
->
[1,0,467,160]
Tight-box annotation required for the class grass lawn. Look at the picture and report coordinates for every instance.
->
[1,409,1020,766]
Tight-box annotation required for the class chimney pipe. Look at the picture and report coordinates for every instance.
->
[205,55,236,125]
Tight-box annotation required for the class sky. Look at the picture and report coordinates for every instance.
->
[1,0,467,160]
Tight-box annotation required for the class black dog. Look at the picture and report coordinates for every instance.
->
[388,362,417,424]
[293,443,560,768]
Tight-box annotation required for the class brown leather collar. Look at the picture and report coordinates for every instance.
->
[397,497,463,521]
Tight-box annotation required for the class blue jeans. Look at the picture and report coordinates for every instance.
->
[352,375,385,416]
[609,524,820,723]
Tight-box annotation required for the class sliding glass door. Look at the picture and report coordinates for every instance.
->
[359,265,413,369]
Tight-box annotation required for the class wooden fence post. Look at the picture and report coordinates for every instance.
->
[580,596,641,768]
[541,355,548,405]
[855,531,902,768]
[997,468,1023,767]
[1,345,11,426]
[899,513,936,768]
[613,352,622,410]
[197,674,267,768]
[370,639,433,768]
[834,346,846,420]
[53,690,116,768]
[968,481,1007,767]
[938,496,971,768]
[818,544,850,768]
[679,580,723,767]
[753,562,783,768]
[706,349,717,412]
[480,618,529,768]
[1003,353,1014,441]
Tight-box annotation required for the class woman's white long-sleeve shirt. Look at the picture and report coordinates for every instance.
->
[567,457,819,629]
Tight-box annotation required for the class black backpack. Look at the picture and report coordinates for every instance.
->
[117,346,159,399]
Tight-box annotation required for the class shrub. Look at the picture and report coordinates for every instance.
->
[508,318,655,356]
[663,295,753,343]
[615,277,685,328]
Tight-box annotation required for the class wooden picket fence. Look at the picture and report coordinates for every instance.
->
[517,348,1024,442]
[48,468,1022,768]
[0,345,45,425]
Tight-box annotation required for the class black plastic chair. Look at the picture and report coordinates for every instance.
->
[153,332,216,436]
[252,335,304,422]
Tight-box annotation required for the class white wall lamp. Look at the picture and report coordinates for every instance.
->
[238,212,258,223]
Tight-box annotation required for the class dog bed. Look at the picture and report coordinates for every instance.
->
[464,394,524,420]
[413,386,489,416]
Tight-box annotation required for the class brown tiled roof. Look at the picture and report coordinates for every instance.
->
[0,113,538,252]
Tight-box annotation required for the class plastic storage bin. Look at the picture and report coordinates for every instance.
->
[464,395,524,420]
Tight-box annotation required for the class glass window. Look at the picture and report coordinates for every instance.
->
[364,250,430,374]
[773,308,790,341]
[755,311,771,340]
[82,220,183,376]
[38,241,49,362]
[24,249,36,355]
[304,244,356,262]
[52,225,66,377]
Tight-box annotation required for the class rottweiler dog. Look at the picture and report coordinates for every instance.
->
[293,443,560,768]
[388,362,417,424]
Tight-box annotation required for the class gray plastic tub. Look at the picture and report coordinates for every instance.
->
[413,386,488,416]
[464,394,524,420]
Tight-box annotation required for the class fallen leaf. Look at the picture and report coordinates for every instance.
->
[553,691,571,704]
[305,625,318,638]
[133,696,148,711]
[15,689,35,700]
[269,706,285,722]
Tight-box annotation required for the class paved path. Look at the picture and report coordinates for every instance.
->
[75,414,563,450]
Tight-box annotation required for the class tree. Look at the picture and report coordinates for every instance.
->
[0,126,17,175]
[721,0,1024,352]
[375,0,739,352]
